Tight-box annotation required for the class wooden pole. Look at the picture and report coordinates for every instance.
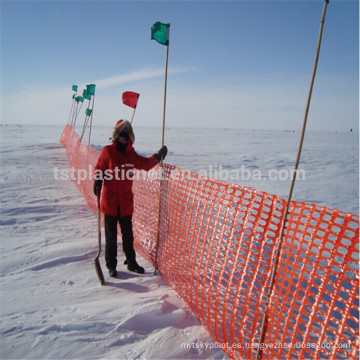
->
[154,42,170,275]
[130,107,136,124]
[68,96,76,125]
[161,43,169,148]
[256,1,329,358]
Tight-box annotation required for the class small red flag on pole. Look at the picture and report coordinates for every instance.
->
[122,91,140,109]
[122,91,140,124]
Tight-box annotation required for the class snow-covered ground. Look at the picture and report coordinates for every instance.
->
[0,124,358,359]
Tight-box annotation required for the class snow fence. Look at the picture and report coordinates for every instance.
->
[60,125,359,360]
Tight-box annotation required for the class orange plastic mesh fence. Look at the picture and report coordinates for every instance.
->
[61,125,359,359]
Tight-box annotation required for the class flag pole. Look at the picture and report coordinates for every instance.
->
[256,1,329,358]
[68,85,78,125]
[151,22,170,275]
[154,41,169,275]
[68,99,75,126]
[130,108,136,124]
[161,42,169,148]
[88,94,95,147]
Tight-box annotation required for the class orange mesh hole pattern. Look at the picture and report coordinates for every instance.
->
[265,205,359,359]
[61,126,359,359]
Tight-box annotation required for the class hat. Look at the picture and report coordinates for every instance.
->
[111,120,135,143]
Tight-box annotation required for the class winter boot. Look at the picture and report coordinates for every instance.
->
[109,268,118,278]
[126,260,144,274]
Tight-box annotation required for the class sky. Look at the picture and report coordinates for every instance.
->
[1,0,359,132]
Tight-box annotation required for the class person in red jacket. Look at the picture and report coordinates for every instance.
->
[93,119,167,277]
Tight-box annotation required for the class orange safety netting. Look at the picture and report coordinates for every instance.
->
[60,125,359,359]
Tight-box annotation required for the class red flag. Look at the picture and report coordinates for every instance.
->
[122,91,140,109]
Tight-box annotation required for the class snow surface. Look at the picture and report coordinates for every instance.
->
[0,124,358,359]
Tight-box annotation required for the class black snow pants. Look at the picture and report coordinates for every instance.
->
[104,212,136,271]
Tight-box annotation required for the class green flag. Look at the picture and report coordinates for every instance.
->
[87,84,96,96]
[75,96,84,103]
[151,22,170,45]
[83,89,91,100]
[72,85,78,92]
[85,108,92,116]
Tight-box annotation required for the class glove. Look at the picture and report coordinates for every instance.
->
[154,145,168,162]
[93,179,103,196]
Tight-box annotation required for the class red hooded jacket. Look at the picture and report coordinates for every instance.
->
[94,140,158,217]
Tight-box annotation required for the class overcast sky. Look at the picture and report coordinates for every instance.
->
[1,0,358,131]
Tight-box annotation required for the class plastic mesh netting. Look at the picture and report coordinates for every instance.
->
[61,125,359,359]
